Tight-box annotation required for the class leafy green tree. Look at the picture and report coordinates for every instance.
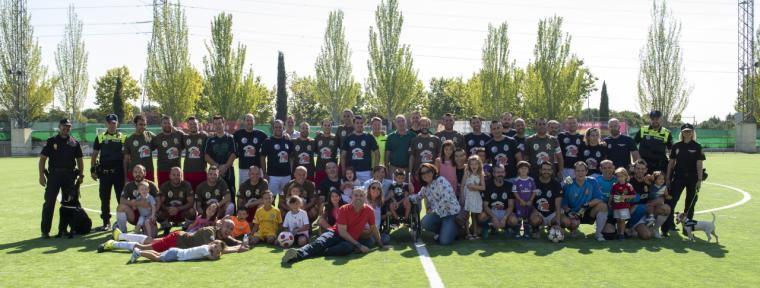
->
[479,22,522,120]
[93,66,141,121]
[289,74,329,124]
[315,10,361,123]
[275,51,288,121]
[599,81,610,121]
[54,5,88,122]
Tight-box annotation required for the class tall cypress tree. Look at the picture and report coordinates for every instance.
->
[275,51,287,121]
[112,75,124,121]
[599,81,609,121]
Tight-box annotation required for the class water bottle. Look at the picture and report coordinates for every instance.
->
[243,234,249,246]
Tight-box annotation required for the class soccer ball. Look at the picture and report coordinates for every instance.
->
[548,226,564,243]
[278,231,295,247]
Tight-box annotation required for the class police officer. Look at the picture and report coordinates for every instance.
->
[634,110,673,173]
[91,114,126,230]
[663,123,706,234]
[38,119,84,238]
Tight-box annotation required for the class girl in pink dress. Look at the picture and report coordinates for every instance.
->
[436,140,458,197]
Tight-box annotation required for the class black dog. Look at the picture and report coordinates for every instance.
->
[57,181,92,238]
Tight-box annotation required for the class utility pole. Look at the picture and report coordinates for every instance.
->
[736,0,757,152]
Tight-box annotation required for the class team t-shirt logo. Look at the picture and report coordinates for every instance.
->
[186,138,192,146]
[503,144,510,151]
[417,142,423,149]
[349,140,356,147]
[132,189,139,198]
[608,144,613,149]
[298,152,311,164]
[253,137,259,144]
[139,145,151,158]
[361,140,366,147]
[467,139,474,146]
[189,147,201,159]
[595,151,602,158]
[536,152,550,165]
[566,145,578,157]
[167,147,179,159]
[197,138,203,145]
[241,137,248,144]
[133,140,139,147]
[428,142,434,148]
[278,151,289,163]
[329,140,334,146]
[496,154,508,166]
[441,136,447,141]
[479,140,485,146]
[420,150,433,163]
[168,191,173,198]
[162,141,168,148]
[491,146,498,153]
[341,130,347,137]
[563,137,570,144]
[536,198,550,212]
[584,150,591,157]
[274,144,280,150]
[295,145,301,152]
[173,138,179,144]
[533,143,539,151]
[576,139,581,145]
[320,147,333,159]
[245,189,251,197]
[243,145,256,157]
[351,148,364,160]
[318,140,323,146]
[394,187,404,197]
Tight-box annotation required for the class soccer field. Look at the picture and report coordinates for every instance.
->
[0,153,757,287]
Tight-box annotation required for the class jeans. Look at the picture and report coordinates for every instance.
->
[421,213,458,245]
[296,230,376,260]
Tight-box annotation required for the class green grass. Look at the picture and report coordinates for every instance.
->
[1,153,758,287]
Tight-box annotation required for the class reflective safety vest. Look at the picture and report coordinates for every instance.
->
[638,126,670,161]
[95,131,126,165]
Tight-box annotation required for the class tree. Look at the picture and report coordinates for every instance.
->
[112,75,124,122]
[0,0,55,127]
[93,66,141,121]
[289,73,329,124]
[522,16,596,121]
[479,22,522,120]
[427,77,471,120]
[599,81,610,121]
[275,51,287,122]
[315,10,361,123]
[637,0,691,123]
[146,2,203,121]
[366,0,423,127]
[54,5,88,122]
[203,13,269,121]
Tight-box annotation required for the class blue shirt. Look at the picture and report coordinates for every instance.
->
[594,175,617,203]
[604,134,637,169]
[561,177,603,213]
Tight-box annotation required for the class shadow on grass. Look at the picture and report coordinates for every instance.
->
[0,230,111,255]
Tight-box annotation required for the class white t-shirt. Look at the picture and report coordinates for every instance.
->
[283,209,310,237]
[177,245,211,261]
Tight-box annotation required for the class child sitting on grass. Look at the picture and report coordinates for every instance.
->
[134,181,157,237]
[251,191,281,245]
[231,208,251,241]
[282,196,310,247]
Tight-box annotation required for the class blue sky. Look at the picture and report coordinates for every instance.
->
[30,0,740,121]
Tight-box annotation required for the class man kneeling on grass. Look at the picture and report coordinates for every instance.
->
[98,218,248,255]
[128,239,224,264]
[281,188,388,265]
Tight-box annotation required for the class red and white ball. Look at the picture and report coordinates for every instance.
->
[278,231,295,247]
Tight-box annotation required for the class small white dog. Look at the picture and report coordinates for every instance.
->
[676,212,719,243]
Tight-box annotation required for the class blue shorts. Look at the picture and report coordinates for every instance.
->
[626,205,648,229]
[159,248,180,262]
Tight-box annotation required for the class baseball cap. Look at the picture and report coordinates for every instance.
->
[59,119,72,126]
[649,110,662,118]
[105,114,118,122]
[680,123,694,131]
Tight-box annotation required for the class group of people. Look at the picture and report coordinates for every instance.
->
[37,108,705,264]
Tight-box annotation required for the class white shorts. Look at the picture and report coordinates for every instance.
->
[356,170,372,183]
[562,168,576,179]
[269,175,291,195]
[613,209,631,220]
[542,212,557,226]
[493,209,507,221]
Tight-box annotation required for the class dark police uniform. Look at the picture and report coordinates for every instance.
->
[40,119,83,236]
[92,128,126,225]
[663,124,705,232]
[634,125,672,173]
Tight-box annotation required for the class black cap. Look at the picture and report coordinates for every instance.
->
[105,114,118,122]
[680,123,694,131]
[649,110,662,118]
[59,119,72,126]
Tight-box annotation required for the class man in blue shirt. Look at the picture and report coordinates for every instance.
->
[561,161,609,241]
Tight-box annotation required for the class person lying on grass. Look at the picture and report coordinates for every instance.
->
[128,240,224,264]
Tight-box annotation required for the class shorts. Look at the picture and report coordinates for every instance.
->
[613,209,631,220]
[157,170,170,187]
[165,208,191,223]
[255,231,276,239]
[356,170,371,183]
[128,169,155,182]
[137,215,148,226]
[493,209,507,221]
[541,212,557,226]
[183,171,207,190]
[159,248,180,262]
[268,175,291,195]
[626,205,648,229]
[151,231,180,252]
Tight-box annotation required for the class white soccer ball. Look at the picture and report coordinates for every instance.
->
[548,226,564,243]
[278,231,295,247]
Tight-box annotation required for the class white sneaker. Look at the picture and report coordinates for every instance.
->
[653,230,662,239]
[128,248,141,264]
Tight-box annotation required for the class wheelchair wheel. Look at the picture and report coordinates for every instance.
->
[410,204,422,243]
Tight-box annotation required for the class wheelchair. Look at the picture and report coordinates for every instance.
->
[381,194,423,243]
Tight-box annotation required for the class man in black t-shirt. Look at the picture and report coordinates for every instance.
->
[484,121,522,178]
[558,116,584,179]
[261,119,293,196]
[318,162,341,203]
[233,113,268,184]
[603,118,640,169]
[205,115,237,199]
[530,163,563,236]
[476,165,516,238]
[340,116,379,183]
[464,116,491,156]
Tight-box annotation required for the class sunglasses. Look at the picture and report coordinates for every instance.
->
[420,170,433,175]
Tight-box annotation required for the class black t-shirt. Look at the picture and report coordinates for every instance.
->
[630,177,650,205]
[388,182,410,202]
[205,133,236,168]
[318,177,341,199]
[670,141,706,176]
[485,136,520,178]
[464,132,491,155]
[604,135,638,169]
[482,179,513,210]
[456,167,465,185]
[341,133,378,172]
[261,137,293,176]
[41,135,83,170]
[581,144,607,175]
[558,132,585,168]
[514,135,526,152]
[291,137,316,176]
[534,179,563,217]
[505,128,517,138]
[233,129,268,169]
